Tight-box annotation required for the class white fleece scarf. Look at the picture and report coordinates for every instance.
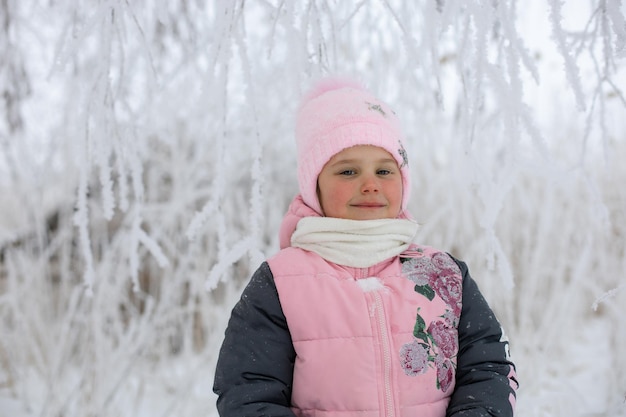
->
[290,217,420,268]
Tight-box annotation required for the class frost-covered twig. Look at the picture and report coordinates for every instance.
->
[205,236,255,291]
[593,283,626,311]
[548,0,588,111]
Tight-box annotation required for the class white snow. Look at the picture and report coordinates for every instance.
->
[1,1,625,416]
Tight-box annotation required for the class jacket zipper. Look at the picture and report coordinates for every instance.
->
[372,287,395,417]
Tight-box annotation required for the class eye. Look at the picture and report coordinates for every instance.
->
[339,169,356,176]
[377,169,392,175]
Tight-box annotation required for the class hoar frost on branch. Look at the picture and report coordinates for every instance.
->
[0,1,625,416]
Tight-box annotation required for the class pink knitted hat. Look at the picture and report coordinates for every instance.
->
[295,77,410,215]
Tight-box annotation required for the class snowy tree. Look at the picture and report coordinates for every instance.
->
[0,1,625,416]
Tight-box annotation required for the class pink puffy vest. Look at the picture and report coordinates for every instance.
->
[267,244,463,417]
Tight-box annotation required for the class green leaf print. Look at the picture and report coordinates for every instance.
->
[413,311,428,340]
[415,284,435,301]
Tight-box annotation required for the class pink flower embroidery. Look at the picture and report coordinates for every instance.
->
[428,320,458,358]
[403,257,434,287]
[399,251,462,391]
[399,340,430,376]
[430,273,462,320]
[402,252,462,321]
[436,357,455,393]
[431,252,458,272]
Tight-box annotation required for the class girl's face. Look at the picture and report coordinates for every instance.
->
[317,145,403,220]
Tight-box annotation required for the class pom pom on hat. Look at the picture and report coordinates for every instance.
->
[295,77,410,215]
[299,77,366,105]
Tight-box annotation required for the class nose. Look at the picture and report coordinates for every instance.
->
[361,175,379,193]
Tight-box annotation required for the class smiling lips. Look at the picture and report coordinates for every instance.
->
[351,202,387,208]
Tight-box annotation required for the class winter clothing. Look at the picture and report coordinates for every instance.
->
[295,78,410,215]
[213,197,518,417]
[213,253,518,417]
[279,195,413,253]
[268,245,458,417]
[290,216,419,268]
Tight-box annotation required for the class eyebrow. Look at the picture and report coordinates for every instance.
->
[329,158,397,166]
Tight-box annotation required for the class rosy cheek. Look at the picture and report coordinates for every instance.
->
[331,184,352,201]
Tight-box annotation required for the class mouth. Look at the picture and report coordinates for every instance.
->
[351,202,387,208]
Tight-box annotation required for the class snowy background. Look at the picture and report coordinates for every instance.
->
[1,1,625,416]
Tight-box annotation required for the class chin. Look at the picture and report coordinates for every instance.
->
[353,213,393,221]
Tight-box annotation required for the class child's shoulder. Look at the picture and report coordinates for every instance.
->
[267,246,330,274]
[268,246,312,261]
[402,243,449,258]
[400,243,464,274]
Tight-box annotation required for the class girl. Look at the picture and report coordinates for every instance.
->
[213,78,518,417]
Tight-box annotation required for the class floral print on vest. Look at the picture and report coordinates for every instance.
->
[399,250,462,392]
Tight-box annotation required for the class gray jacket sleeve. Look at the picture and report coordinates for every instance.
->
[213,262,297,417]
[446,257,519,417]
